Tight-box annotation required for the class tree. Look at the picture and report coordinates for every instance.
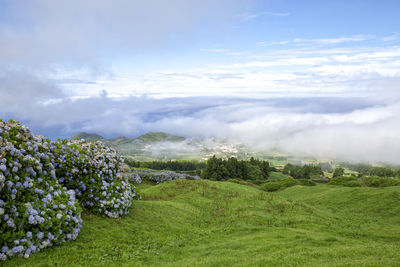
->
[283,163,322,179]
[227,157,240,179]
[203,156,270,181]
[333,167,345,178]
[202,155,229,181]
[283,163,294,175]
[247,164,263,180]
[202,155,218,180]
[396,168,400,178]
[318,162,333,172]
[259,161,270,179]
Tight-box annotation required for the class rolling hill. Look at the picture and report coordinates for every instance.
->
[73,131,184,143]
[136,132,185,143]
[71,131,291,162]
[6,180,400,266]
[72,132,105,141]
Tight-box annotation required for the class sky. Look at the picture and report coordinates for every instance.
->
[1,0,400,163]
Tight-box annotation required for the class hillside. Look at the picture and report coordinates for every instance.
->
[136,132,185,143]
[7,180,400,266]
[72,132,105,141]
[73,132,185,144]
[71,131,298,163]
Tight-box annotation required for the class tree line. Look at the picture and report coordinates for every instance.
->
[202,156,270,181]
[124,158,206,171]
[124,157,400,181]
[282,163,323,179]
[338,162,400,177]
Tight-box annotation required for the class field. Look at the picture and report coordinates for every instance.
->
[5,180,400,266]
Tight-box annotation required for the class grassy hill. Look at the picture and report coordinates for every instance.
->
[72,132,105,141]
[71,132,190,160]
[70,131,304,162]
[268,171,290,180]
[70,131,334,164]
[136,132,185,143]
[72,132,185,144]
[6,180,400,266]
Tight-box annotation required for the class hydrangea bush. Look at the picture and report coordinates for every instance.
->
[52,139,136,218]
[0,120,82,261]
[132,169,200,184]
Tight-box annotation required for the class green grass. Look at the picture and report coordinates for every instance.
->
[5,181,400,266]
[265,159,291,167]
[268,171,291,181]
[136,132,185,143]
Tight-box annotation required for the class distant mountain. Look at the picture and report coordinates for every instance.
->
[72,132,104,141]
[70,131,301,165]
[73,131,184,144]
[71,131,191,160]
[136,132,185,143]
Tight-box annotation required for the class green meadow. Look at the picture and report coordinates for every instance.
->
[268,171,290,180]
[6,180,400,266]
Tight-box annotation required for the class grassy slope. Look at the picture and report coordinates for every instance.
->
[137,132,185,143]
[269,171,290,180]
[72,132,104,141]
[5,181,400,266]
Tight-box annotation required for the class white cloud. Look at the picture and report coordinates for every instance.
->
[201,49,230,53]
[1,0,400,164]
[2,74,400,164]
[80,43,399,99]
[293,35,371,45]
[237,11,290,21]
[381,34,398,42]
[0,0,246,68]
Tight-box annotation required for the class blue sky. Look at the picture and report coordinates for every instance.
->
[110,0,400,68]
[1,0,400,163]
[45,0,400,99]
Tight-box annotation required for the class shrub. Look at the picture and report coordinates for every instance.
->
[329,176,361,187]
[361,176,400,187]
[52,139,136,218]
[344,181,363,187]
[262,177,298,192]
[329,175,400,188]
[298,179,316,186]
[280,177,298,187]
[332,167,345,178]
[250,179,266,185]
[227,179,240,184]
[0,120,82,261]
[129,173,143,184]
[311,178,330,183]
[132,169,200,185]
[261,182,282,192]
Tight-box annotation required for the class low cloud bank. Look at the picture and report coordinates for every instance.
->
[1,1,400,164]
[1,83,400,164]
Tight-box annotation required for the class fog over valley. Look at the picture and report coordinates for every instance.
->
[1,0,400,164]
